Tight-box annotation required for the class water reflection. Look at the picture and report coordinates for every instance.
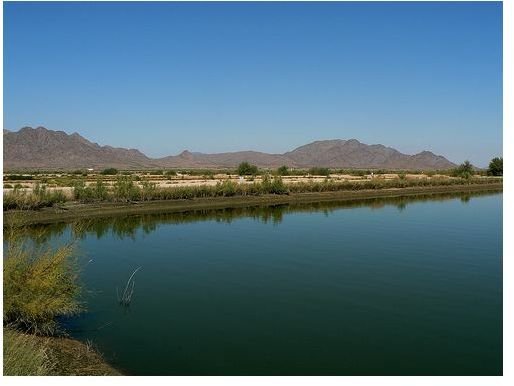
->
[12,190,501,243]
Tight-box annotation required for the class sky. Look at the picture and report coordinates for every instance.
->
[3,1,502,167]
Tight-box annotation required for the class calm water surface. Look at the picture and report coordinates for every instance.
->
[41,192,502,375]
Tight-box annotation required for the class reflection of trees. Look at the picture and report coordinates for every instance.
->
[18,190,499,242]
[396,202,407,212]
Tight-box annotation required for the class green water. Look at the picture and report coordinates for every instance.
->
[47,192,502,375]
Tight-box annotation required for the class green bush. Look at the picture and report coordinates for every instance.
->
[112,176,140,201]
[73,179,109,202]
[269,176,289,195]
[4,175,34,181]
[277,166,290,176]
[3,228,81,335]
[308,167,330,176]
[237,162,258,176]
[488,157,503,176]
[452,161,474,179]
[140,181,157,201]
[100,168,118,175]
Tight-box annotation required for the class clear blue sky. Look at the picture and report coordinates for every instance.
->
[3,1,502,166]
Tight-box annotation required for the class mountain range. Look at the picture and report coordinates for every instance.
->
[3,127,456,170]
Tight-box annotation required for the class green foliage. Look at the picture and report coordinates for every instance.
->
[398,173,407,180]
[149,170,163,175]
[140,181,157,201]
[3,329,54,375]
[73,179,109,202]
[203,170,215,179]
[269,176,289,195]
[165,169,177,176]
[277,165,290,176]
[237,162,258,176]
[216,180,238,197]
[308,167,330,176]
[453,161,474,179]
[487,157,503,176]
[100,168,118,175]
[112,176,139,201]
[4,175,34,181]
[3,227,81,335]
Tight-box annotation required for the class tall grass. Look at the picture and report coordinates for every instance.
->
[3,329,54,375]
[3,183,67,210]
[3,222,81,335]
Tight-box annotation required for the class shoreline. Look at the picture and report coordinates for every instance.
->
[5,183,502,226]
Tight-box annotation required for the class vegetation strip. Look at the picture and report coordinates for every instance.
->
[5,182,502,226]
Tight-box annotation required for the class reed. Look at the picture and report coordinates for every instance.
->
[3,183,67,210]
[117,267,142,306]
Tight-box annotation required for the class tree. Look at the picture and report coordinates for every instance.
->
[100,168,118,175]
[277,165,290,176]
[237,162,258,176]
[453,161,474,179]
[487,157,503,176]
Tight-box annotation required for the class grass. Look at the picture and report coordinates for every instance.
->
[3,184,67,210]
[3,328,54,376]
[3,328,120,376]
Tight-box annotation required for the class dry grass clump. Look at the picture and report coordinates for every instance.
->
[3,328,54,376]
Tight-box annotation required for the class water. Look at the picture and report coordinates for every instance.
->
[38,192,503,374]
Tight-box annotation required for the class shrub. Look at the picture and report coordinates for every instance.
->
[216,180,237,197]
[140,181,157,201]
[100,168,118,175]
[277,166,290,176]
[112,176,140,201]
[308,167,330,176]
[237,162,258,176]
[488,157,503,176]
[3,227,81,335]
[4,175,34,181]
[452,161,474,179]
[269,176,289,195]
